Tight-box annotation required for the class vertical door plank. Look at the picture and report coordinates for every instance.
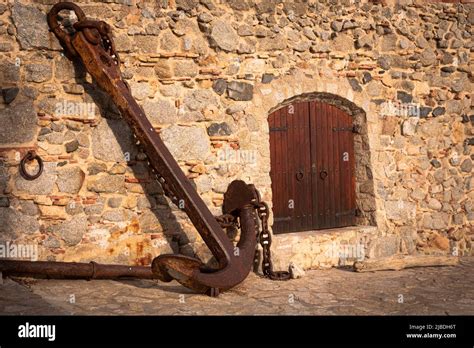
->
[280,107,290,233]
[327,104,336,228]
[285,105,294,232]
[309,101,319,230]
[303,101,313,230]
[269,111,276,233]
[334,106,342,227]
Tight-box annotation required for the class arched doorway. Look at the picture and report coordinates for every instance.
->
[269,100,356,234]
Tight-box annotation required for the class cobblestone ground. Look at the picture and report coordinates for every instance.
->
[1,257,473,315]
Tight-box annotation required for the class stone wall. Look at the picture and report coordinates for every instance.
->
[0,0,473,269]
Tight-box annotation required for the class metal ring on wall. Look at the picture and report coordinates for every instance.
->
[19,151,43,181]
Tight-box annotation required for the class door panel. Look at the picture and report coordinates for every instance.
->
[269,100,356,234]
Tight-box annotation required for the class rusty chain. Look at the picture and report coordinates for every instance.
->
[255,201,291,281]
[215,199,290,281]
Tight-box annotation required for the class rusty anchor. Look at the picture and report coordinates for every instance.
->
[0,2,276,296]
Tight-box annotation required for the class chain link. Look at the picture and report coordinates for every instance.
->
[255,201,291,281]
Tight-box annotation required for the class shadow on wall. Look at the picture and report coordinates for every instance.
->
[0,77,41,247]
[66,59,216,267]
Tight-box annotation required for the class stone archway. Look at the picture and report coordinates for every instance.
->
[242,70,379,231]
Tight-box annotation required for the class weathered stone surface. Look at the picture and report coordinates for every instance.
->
[461,159,472,173]
[109,164,126,175]
[259,35,287,51]
[238,24,253,36]
[102,209,134,222]
[381,34,398,51]
[0,208,39,240]
[385,200,416,221]
[176,0,198,11]
[107,197,123,209]
[348,78,362,92]
[160,125,211,161]
[39,205,68,220]
[193,174,212,194]
[87,175,124,193]
[366,80,383,97]
[0,100,37,144]
[65,201,83,216]
[369,235,400,258]
[137,195,154,211]
[445,100,462,115]
[57,167,85,194]
[227,81,254,101]
[88,162,108,176]
[331,20,343,32]
[0,197,10,208]
[25,64,52,83]
[210,20,239,52]
[2,87,20,105]
[52,215,88,246]
[261,73,275,84]
[65,140,79,153]
[400,228,417,255]
[332,33,353,51]
[184,89,218,111]
[422,212,450,230]
[15,163,57,195]
[143,99,177,125]
[432,107,445,117]
[12,2,50,49]
[173,60,198,77]
[428,198,442,211]
[129,82,151,100]
[402,118,418,136]
[212,79,228,95]
[138,211,164,233]
[357,34,374,49]
[397,91,412,103]
[154,59,173,79]
[207,122,232,136]
[420,49,437,66]
[91,120,137,162]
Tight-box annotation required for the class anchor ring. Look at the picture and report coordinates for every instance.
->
[47,2,86,58]
[19,151,43,181]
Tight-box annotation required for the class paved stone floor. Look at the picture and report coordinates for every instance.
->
[1,257,473,315]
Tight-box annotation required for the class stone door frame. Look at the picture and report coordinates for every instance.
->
[242,70,381,232]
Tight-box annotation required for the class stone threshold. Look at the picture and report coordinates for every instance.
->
[271,225,378,271]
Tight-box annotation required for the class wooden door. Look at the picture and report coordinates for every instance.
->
[269,100,356,234]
